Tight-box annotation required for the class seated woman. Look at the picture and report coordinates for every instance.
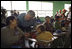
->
[36,24,53,41]
[1,16,25,48]
[36,25,54,48]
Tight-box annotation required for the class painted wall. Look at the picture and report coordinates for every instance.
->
[53,1,71,17]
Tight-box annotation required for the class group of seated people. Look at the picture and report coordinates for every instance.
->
[1,6,71,48]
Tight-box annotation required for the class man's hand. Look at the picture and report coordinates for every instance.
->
[24,33,30,38]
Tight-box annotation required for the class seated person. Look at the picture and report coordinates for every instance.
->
[61,16,69,27]
[1,16,25,48]
[36,25,53,48]
[43,16,54,33]
[54,16,62,30]
[50,16,54,24]
[63,20,71,48]
[36,25,53,41]
[61,16,69,31]
[1,8,7,28]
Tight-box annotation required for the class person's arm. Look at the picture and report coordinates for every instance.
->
[17,27,25,36]
[17,27,30,38]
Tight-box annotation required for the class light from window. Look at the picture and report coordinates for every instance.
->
[42,2,53,10]
[12,1,26,10]
[65,4,71,12]
[29,1,41,10]
[1,1,11,10]
[65,4,71,16]
[29,1,53,17]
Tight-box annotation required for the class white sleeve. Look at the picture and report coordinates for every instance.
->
[68,12,71,19]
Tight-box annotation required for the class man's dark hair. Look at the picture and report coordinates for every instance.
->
[6,16,15,25]
[27,10,35,18]
[45,16,50,19]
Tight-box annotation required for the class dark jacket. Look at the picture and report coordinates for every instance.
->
[17,13,37,32]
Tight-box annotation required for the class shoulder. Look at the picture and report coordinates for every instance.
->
[1,26,8,30]
[45,31,53,36]
[45,31,51,33]
[1,26,9,34]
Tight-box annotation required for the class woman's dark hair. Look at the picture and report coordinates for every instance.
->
[6,16,15,25]
[37,25,46,32]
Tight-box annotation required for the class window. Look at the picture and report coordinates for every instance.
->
[1,1,26,16]
[7,11,11,17]
[38,11,46,17]
[64,4,71,16]
[29,1,53,17]
[42,2,53,10]
[65,4,71,11]
[12,1,26,10]
[45,10,53,17]
[1,1,53,17]
[29,1,41,10]
[1,1,11,10]
[18,11,27,14]
[41,2,53,17]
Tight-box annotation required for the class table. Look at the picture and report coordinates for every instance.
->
[26,36,58,48]
[53,32,66,37]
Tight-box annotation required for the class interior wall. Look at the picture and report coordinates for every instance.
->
[53,1,71,17]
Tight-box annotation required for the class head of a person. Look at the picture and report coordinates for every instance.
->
[59,10,61,13]
[37,16,39,18]
[45,16,50,23]
[17,11,19,14]
[25,10,35,20]
[11,10,14,14]
[51,16,53,18]
[1,9,7,14]
[56,11,58,14]
[56,16,61,21]
[36,25,46,33]
[62,9,67,13]
[14,10,16,13]
[6,16,17,27]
